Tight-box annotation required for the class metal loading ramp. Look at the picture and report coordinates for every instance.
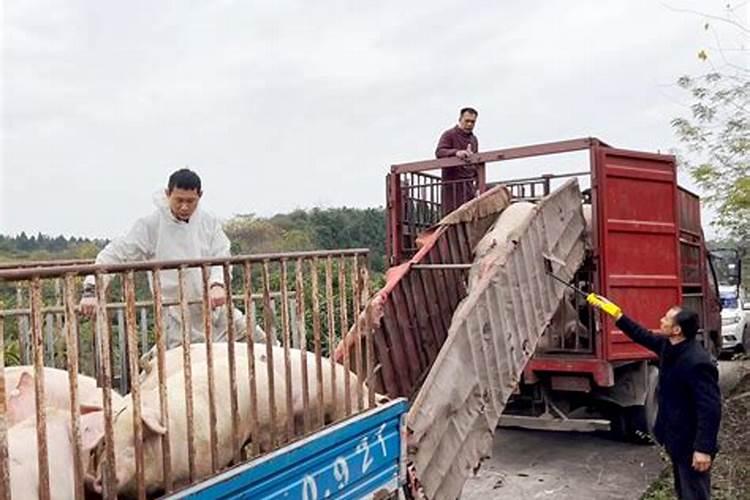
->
[407,179,586,499]
[338,179,586,499]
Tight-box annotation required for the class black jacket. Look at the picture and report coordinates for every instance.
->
[615,315,721,462]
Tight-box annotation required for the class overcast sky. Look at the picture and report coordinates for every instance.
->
[1,1,746,239]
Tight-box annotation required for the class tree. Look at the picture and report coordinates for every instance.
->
[671,6,749,242]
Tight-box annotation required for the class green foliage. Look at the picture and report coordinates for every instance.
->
[225,207,387,273]
[671,3,749,244]
[672,72,749,241]
[0,232,105,262]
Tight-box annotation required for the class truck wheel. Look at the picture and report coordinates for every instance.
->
[625,366,658,444]
[605,405,628,441]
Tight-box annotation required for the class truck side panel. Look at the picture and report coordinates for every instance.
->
[166,399,408,500]
[594,147,681,361]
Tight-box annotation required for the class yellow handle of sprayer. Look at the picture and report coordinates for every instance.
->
[586,293,623,320]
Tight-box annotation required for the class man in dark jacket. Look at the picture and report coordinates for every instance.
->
[435,107,479,214]
[588,296,721,500]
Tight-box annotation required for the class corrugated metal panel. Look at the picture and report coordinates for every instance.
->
[368,186,513,399]
[406,179,586,500]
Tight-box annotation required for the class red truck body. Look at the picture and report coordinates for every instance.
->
[384,138,721,394]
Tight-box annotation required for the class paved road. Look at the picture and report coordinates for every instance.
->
[461,360,748,500]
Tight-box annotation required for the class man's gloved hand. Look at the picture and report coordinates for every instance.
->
[586,293,623,320]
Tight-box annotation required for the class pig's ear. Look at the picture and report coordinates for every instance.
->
[141,406,167,435]
[80,411,105,451]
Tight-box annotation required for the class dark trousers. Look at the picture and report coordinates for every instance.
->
[672,459,711,500]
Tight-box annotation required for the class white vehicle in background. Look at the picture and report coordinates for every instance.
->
[719,285,748,354]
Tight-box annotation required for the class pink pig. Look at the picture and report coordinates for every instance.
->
[7,403,111,499]
[4,366,124,426]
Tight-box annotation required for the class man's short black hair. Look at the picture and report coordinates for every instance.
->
[168,169,202,194]
[460,107,478,117]
[674,307,700,339]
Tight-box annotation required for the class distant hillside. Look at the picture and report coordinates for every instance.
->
[0,206,388,273]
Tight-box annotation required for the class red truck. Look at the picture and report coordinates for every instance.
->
[380,137,722,440]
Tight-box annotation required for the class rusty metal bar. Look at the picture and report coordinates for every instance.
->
[351,255,364,412]
[200,266,220,473]
[124,272,147,500]
[325,257,337,420]
[30,278,51,500]
[261,261,278,449]
[0,311,9,500]
[95,273,117,500]
[178,267,197,482]
[338,256,352,416]
[280,260,295,443]
[296,258,311,435]
[411,263,472,270]
[362,264,376,409]
[0,293,286,317]
[151,270,173,492]
[0,249,371,282]
[309,258,325,429]
[63,275,85,500]
[243,262,260,457]
[222,264,241,463]
[116,309,127,394]
[390,138,598,174]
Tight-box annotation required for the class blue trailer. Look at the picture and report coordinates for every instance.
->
[164,399,408,500]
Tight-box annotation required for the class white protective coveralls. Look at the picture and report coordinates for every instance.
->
[84,193,270,350]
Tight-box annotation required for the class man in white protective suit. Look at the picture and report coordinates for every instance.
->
[79,168,270,352]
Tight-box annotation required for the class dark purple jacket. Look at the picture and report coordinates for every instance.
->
[435,126,479,179]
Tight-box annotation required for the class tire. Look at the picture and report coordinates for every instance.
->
[605,404,629,441]
[625,366,658,444]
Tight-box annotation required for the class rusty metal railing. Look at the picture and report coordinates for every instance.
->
[0,248,375,499]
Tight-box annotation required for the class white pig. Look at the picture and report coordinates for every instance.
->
[140,343,370,425]
[7,408,104,500]
[4,366,124,426]
[88,355,288,496]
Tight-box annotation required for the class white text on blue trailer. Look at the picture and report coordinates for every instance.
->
[164,399,408,499]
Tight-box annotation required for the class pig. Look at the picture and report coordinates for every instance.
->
[88,354,288,496]
[469,202,536,289]
[140,343,370,425]
[7,408,105,500]
[538,288,591,351]
[4,366,125,426]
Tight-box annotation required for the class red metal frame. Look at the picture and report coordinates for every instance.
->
[384,137,719,388]
[594,146,681,362]
[387,138,609,265]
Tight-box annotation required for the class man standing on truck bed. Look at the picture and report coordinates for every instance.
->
[435,107,480,214]
[79,168,268,350]
[588,296,721,500]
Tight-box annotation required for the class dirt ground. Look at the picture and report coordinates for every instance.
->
[642,359,750,500]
